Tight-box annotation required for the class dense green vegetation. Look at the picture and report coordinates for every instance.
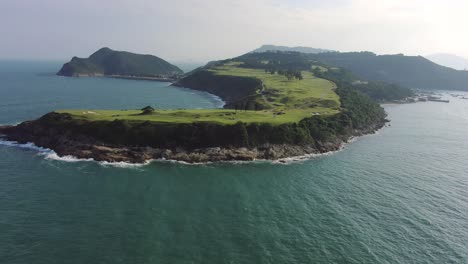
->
[49,51,388,149]
[58,108,336,125]
[48,88,383,149]
[174,70,262,108]
[310,51,468,91]
[311,67,386,130]
[352,81,414,101]
[63,57,340,125]
[208,62,340,110]
[45,92,382,149]
[249,48,468,91]
[57,47,183,77]
[177,53,342,111]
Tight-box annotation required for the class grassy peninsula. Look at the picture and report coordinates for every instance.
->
[1,51,389,163]
[60,61,339,125]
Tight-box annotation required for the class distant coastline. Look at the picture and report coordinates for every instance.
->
[66,73,177,83]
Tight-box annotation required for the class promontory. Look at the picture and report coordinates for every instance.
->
[1,50,406,163]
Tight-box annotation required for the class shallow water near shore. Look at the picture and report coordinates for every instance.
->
[1,61,468,263]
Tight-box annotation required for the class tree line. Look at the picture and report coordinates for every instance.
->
[264,68,303,80]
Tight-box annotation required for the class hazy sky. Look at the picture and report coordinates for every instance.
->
[1,0,467,62]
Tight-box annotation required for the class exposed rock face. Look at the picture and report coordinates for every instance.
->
[0,118,384,164]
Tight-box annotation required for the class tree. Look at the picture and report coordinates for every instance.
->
[294,71,303,80]
[254,102,260,111]
[141,106,155,115]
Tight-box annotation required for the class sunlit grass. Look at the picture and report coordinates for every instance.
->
[210,62,340,109]
[59,62,341,125]
[58,108,338,125]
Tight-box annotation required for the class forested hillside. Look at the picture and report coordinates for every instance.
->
[312,52,468,91]
[57,47,183,77]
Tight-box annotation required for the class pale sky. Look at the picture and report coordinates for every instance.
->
[0,0,467,62]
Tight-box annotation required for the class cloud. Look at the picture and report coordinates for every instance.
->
[0,0,467,61]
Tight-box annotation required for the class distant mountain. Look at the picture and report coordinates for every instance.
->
[425,53,468,71]
[251,45,333,54]
[57,48,183,77]
[311,52,468,91]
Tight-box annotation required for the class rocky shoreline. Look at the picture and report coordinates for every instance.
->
[0,120,384,164]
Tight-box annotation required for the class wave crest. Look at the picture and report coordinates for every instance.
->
[0,139,150,168]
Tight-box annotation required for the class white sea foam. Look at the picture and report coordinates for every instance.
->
[0,138,353,167]
[0,138,152,168]
[270,147,344,165]
[0,139,52,153]
[0,138,339,166]
[99,160,152,168]
[43,152,94,162]
[269,128,385,165]
[0,124,385,167]
[44,152,152,168]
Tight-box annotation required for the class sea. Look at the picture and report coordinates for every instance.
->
[0,61,467,264]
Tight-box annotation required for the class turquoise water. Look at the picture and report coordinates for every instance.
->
[1,61,467,264]
[0,61,221,124]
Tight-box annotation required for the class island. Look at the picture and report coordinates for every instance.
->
[57,47,183,81]
[0,51,393,163]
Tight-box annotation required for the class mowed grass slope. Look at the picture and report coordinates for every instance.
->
[58,107,337,125]
[210,62,340,110]
[60,62,341,125]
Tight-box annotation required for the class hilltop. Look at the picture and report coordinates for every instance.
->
[57,47,183,79]
[308,52,468,91]
[251,44,333,54]
[177,51,413,105]
[248,48,468,91]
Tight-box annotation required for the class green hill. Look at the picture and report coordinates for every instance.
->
[310,52,468,91]
[62,58,342,125]
[52,52,387,146]
[57,47,183,77]
[42,55,386,149]
[2,51,390,162]
[177,52,412,105]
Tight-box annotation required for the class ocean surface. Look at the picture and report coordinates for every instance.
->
[0,61,467,264]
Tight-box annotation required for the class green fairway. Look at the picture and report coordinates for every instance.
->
[210,62,340,110]
[60,61,341,125]
[58,108,338,125]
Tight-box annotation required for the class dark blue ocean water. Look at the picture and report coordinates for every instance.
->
[0,61,467,264]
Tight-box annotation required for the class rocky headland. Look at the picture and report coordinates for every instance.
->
[0,113,385,164]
